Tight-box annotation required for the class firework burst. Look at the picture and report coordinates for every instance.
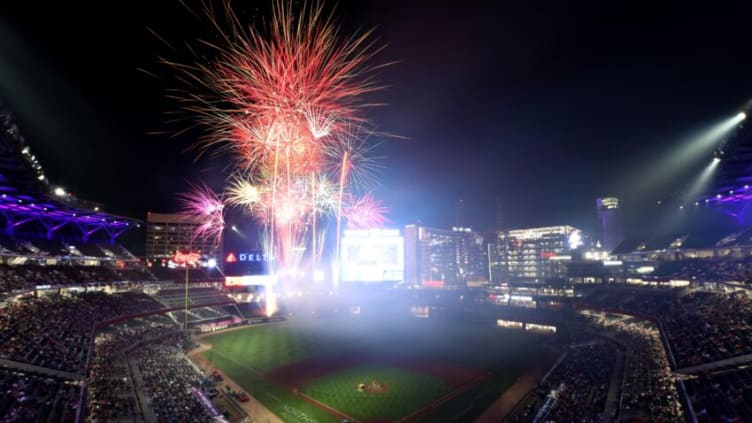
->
[344,192,389,229]
[165,1,390,282]
[178,183,225,245]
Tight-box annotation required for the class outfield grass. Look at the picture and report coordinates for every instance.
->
[204,348,338,423]
[202,316,544,422]
[411,350,547,423]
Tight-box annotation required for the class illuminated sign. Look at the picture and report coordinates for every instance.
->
[422,280,445,289]
[173,251,200,265]
[223,250,270,277]
[549,255,572,261]
[224,274,276,287]
[237,252,268,262]
[568,230,583,250]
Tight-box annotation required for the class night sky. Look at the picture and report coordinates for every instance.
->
[1,0,751,240]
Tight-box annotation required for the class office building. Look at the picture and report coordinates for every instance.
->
[146,212,221,258]
[596,197,624,253]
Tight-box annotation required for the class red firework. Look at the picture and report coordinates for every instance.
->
[163,1,390,273]
[343,192,389,229]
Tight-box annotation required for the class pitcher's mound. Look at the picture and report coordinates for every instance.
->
[357,379,390,394]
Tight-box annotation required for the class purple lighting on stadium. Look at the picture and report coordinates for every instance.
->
[700,178,752,226]
[0,190,137,243]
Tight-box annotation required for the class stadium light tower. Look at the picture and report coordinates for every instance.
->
[173,250,200,330]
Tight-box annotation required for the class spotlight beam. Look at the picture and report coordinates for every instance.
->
[630,111,745,194]
[682,157,721,204]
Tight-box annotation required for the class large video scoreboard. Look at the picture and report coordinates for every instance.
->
[340,229,404,283]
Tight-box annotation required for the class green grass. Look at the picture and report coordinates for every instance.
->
[204,348,337,423]
[412,351,546,423]
[303,365,448,421]
[201,317,545,422]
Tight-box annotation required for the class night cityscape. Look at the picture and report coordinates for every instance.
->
[0,1,751,422]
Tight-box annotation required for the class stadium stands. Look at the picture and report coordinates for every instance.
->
[583,311,684,421]
[149,265,224,283]
[152,286,232,308]
[663,292,752,368]
[87,315,189,422]
[0,98,240,422]
[654,258,752,285]
[131,337,215,423]
[0,368,79,422]
[540,343,616,421]
[0,263,158,293]
[0,292,163,374]
[684,367,752,422]
[582,288,752,369]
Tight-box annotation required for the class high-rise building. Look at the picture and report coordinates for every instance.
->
[490,225,580,283]
[596,197,624,253]
[495,196,505,231]
[403,224,488,288]
[455,198,465,227]
[146,212,221,258]
[453,227,488,286]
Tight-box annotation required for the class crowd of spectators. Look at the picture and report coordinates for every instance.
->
[539,342,616,422]
[87,315,180,422]
[685,366,752,422]
[585,312,684,421]
[131,334,215,423]
[579,288,752,422]
[0,264,139,292]
[579,288,676,317]
[0,368,79,423]
[0,292,164,374]
[662,292,752,368]
[581,289,752,369]
[655,258,752,285]
[118,266,157,282]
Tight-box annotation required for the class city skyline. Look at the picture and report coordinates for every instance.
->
[0,1,751,237]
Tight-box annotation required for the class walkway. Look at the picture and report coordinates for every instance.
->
[473,347,560,423]
[676,353,752,375]
[603,349,625,422]
[126,354,158,423]
[0,358,83,381]
[187,341,285,423]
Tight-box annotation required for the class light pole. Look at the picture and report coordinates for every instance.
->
[173,251,200,331]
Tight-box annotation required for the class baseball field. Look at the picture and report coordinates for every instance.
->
[200,315,547,423]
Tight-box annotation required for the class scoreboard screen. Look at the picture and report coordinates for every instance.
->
[340,229,404,282]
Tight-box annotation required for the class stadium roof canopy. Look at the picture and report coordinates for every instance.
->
[0,99,139,242]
